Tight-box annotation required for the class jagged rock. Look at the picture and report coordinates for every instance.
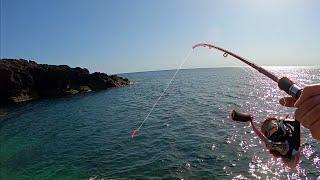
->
[77,86,92,93]
[63,89,79,95]
[0,59,130,105]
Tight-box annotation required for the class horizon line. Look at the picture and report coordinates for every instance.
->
[118,65,320,75]
[1,58,319,75]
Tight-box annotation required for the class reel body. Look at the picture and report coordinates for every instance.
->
[231,109,301,167]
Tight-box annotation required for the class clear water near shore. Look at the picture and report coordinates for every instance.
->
[1,67,320,179]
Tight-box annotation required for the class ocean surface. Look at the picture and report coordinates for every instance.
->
[1,67,320,179]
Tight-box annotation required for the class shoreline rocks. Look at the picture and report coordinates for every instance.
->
[0,59,130,106]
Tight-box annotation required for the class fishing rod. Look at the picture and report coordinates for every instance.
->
[193,43,302,167]
[192,43,303,99]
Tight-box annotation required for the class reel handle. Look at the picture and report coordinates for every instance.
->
[231,109,253,122]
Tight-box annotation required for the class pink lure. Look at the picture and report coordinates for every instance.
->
[131,128,140,139]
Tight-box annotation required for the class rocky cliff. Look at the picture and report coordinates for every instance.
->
[0,59,130,105]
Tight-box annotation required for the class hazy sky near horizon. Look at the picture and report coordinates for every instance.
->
[1,0,319,74]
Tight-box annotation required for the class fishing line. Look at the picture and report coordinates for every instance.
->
[132,43,303,139]
[131,50,193,139]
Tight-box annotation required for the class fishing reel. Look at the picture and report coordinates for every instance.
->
[231,109,301,165]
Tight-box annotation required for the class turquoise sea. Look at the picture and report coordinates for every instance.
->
[1,67,319,179]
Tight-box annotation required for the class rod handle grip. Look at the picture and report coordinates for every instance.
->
[278,77,303,99]
[231,109,253,122]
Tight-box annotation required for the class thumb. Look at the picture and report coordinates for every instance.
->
[279,97,296,107]
[294,84,320,107]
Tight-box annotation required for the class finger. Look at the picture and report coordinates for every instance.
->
[295,95,320,120]
[310,119,320,140]
[279,97,296,107]
[295,84,320,107]
[297,104,320,129]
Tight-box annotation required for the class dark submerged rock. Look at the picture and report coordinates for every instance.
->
[0,59,130,105]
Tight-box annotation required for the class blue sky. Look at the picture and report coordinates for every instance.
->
[1,0,319,74]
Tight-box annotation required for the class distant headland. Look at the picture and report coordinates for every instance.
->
[0,59,130,106]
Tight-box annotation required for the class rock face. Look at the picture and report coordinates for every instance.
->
[0,59,130,105]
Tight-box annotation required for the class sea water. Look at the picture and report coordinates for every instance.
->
[1,67,319,179]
